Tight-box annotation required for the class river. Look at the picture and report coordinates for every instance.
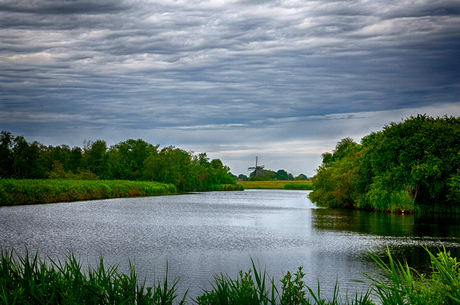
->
[1,189,459,302]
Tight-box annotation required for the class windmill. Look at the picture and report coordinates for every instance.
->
[248,156,264,177]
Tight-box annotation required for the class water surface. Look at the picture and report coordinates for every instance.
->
[1,190,459,301]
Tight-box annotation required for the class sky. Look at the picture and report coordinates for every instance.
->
[1,0,460,177]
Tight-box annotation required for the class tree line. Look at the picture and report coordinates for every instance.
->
[309,115,460,213]
[0,131,236,192]
[238,170,308,181]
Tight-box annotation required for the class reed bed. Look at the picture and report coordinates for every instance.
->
[206,184,244,191]
[0,179,177,206]
[2,247,457,304]
[284,184,313,190]
[237,180,312,189]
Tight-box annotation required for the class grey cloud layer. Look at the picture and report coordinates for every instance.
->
[1,0,460,174]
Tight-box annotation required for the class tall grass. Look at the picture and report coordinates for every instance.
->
[363,246,460,305]
[0,179,177,206]
[206,184,245,191]
[1,247,458,304]
[0,248,186,305]
[284,184,313,190]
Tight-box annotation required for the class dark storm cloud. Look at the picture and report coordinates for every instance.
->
[1,0,460,174]
[0,0,127,15]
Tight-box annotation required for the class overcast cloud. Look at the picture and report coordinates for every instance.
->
[1,0,459,176]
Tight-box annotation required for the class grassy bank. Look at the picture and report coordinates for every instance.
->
[0,179,177,206]
[206,184,244,191]
[1,247,458,304]
[237,180,312,190]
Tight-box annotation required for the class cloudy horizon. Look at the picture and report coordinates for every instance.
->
[1,0,459,177]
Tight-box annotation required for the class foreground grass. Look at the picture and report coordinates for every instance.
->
[2,247,457,304]
[237,180,312,190]
[0,179,177,206]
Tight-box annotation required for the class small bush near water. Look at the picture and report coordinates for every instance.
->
[1,247,458,304]
[284,184,313,190]
[206,184,244,191]
[0,179,177,206]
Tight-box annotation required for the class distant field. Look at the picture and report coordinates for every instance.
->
[237,180,312,189]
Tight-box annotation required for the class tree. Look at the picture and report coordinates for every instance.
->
[108,139,158,180]
[310,115,460,212]
[0,131,14,178]
[83,140,109,179]
[294,174,308,180]
[12,137,45,179]
[275,169,289,180]
[238,174,249,181]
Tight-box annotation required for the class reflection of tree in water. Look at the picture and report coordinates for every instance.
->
[311,208,460,274]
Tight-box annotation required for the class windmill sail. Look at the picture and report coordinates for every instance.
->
[248,156,264,177]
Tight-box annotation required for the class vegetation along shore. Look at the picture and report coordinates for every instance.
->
[1,246,458,304]
[309,115,460,214]
[237,180,312,190]
[0,179,178,206]
[0,131,242,205]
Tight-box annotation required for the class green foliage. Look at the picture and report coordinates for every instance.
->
[284,184,313,190]
[364,246,460,305]
[249,169,304,182]
[238,180,312,189]
[362,177,414,212]
[0,248,186,305]
[279,267,308,305]
[0,131,238,194]
[309,142,361,208]
[310,115,460,213]
[4,247,460,305]
[0,179,177,206]
[207,184,244,191]
[294,174,308,181]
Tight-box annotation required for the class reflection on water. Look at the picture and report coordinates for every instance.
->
[312,208,460,273]
[0,189,459,301]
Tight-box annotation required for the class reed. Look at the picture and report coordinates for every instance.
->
[363,246,460,305]
[0,248,186,305]
[284,184,313,190]
[207,184,244,191]
[1,247,457,304]
[0,179,177,206]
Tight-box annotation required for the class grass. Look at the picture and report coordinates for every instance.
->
[0,248,187,305]
[2,247,456,304]
[206,184,245,191]
[0,179,177,206]
[237,180,312,190]
[362,246,460,305]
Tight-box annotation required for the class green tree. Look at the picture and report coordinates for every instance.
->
[108,139,158,180]
[275,169,289,180]
[12,137,45,179]
[0,131,14,178]
[83,140,109,179]
[238,174,249,181]
[310,115,460,212]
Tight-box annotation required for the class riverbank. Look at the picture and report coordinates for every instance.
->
[0,179,244,206]
[0,179,177,206]
[1,247,457,304]
[237,180,312,190]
